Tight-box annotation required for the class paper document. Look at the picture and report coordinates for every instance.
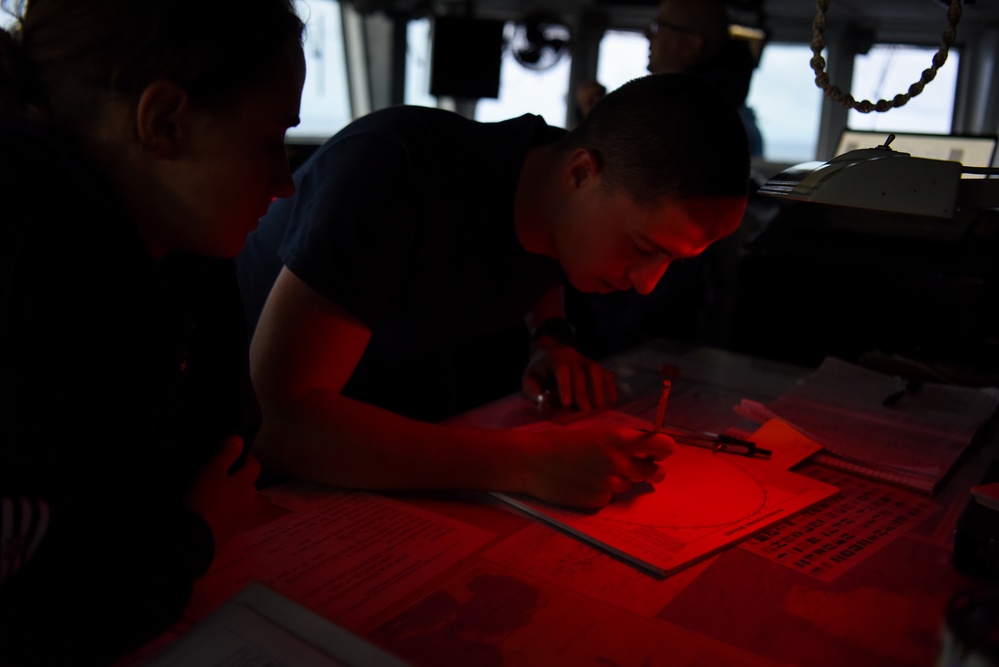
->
[181,485,496,631]
[740,465,939,581]
[144,582,413,667]
[757,357,999,493]
[493,415,839,577]
[972,482,999,512]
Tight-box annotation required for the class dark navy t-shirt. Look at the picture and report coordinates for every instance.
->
[238,106,566,420]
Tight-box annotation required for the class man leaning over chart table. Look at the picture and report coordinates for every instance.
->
[236,74,751,509]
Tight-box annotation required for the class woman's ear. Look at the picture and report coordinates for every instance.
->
[134,81,189,159]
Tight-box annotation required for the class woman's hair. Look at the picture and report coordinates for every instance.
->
[562,73,750,207]
[0,0,304,126]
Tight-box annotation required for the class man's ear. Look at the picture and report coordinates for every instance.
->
[679,33,706,69]
[563,147,601,191]
[135,81,189,159]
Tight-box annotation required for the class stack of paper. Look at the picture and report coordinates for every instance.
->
[144,582,414,667]
[751,357,999,494]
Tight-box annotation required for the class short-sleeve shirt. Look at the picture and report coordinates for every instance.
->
[238,106,567,420]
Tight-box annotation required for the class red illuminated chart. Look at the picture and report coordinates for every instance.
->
[596,449,768,529]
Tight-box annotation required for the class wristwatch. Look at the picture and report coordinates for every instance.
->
[529,317,577,346]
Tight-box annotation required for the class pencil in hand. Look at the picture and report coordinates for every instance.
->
[653,380,671,434]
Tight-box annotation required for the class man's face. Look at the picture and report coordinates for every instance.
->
[552,184,746,296]
[646,0,702,74]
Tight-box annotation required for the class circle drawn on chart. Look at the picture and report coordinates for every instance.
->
[597,450,768,529]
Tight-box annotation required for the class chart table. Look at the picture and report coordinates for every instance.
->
[130,340,997,667]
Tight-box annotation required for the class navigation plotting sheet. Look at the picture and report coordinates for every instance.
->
[493,415,839,577]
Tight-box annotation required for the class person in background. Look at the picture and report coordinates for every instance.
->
[237,73,750,513]
[578,0,764,157]
[0,0,305,663]
[645,0,764,157]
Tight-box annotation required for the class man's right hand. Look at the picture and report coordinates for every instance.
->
[523,425,673,508]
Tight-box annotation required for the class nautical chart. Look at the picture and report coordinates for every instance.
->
[493,415,839,577]
[597,449,768,529]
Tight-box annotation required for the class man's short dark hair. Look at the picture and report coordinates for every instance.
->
[563,73,750,206]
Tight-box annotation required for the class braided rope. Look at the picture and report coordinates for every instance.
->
[809,0,962,112]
